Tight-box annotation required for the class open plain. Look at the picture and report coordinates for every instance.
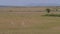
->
[0,7,60,34]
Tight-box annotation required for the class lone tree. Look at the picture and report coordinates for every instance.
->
[46,8,50,14]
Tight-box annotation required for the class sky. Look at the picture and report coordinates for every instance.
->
[0,0,59,6]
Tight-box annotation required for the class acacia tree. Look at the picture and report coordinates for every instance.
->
[46,8,50,14]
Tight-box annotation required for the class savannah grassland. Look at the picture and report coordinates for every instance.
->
[0,7,60,34]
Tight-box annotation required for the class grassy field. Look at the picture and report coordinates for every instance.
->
[0,6,57,12]
[0,7,46,12]
[0,11,60,34]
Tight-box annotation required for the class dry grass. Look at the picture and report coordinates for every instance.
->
[0,12,59,34]
[0,7,60,34]
[0,7,55,12]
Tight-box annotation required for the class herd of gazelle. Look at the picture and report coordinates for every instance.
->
[10,18,25,27]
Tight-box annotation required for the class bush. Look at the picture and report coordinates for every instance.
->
[56,9,58,11]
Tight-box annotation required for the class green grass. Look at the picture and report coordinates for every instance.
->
[0,12,60,34]
[42,14,60,17]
